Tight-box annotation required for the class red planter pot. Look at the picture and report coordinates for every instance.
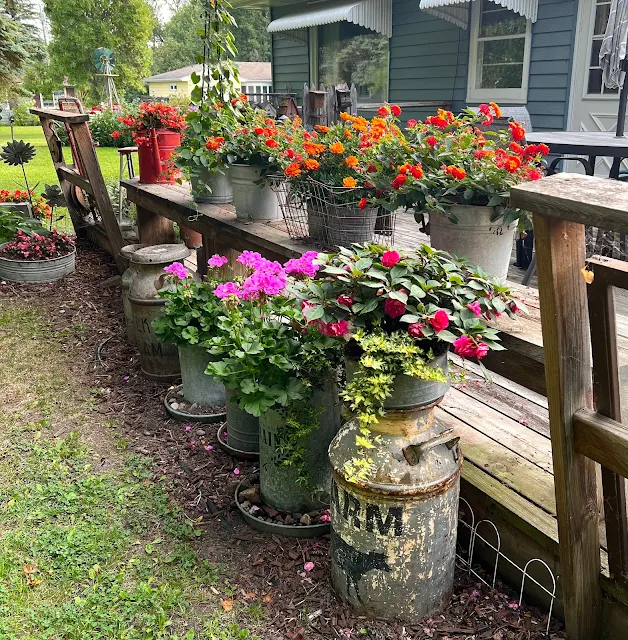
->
[138,129,182,184]
[180,226,203,250]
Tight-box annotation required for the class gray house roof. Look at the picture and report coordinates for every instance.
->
[145,61,272,84]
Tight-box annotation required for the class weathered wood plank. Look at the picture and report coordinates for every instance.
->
[574,410,628,480]
[440,413,557,515]
[136,205,176,245]
[511,174,628,235]
[442,388,554,472]
[57,166,94,196]
[532,213,601,638]
[30,107,90,123]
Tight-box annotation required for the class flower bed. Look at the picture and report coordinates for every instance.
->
[0,189,52,220]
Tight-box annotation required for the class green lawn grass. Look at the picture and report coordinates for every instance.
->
[0,303,260,640]
[0,125,120,193]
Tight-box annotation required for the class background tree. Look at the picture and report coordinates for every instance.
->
[43,0,155,102]
[0,0,45,100]
[151,0,269,75]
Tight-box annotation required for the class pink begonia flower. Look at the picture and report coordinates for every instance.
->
[208,254,229,268]
[284,251,320,278]
[381,250,400,268]
[429,309,449,332]
[163,262,189,280]
[303,562,315,572]
[233,468,240,475]
[384,297,405,318]
[467,301,482,318]
[214,281,242,299]
[185,426,191,431]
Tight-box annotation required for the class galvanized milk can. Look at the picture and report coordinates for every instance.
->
[120,244,146,346]
[129,244,191,380]
[328,352,461,620]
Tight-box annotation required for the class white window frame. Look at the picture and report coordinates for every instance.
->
[582,0,618,100]
[467,0,532,104]
[169,83,178,91]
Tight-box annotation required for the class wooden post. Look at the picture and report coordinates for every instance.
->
[136,205,175,245]
[533,213,602,639]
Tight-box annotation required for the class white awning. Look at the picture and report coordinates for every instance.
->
[419,0,538,29]
[267,0,392,38]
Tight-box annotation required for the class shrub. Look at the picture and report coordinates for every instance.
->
[12,100,39,127]
[88,105,136,148]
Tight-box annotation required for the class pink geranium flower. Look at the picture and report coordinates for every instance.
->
[208,254,229,268]
[163,262,189,280]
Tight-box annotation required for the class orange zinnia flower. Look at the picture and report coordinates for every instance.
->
[343,176,357,188]
[345,155,359,168]
[285,163,302,178]
[314,125,330,133]
[303,142,326,156]
[344,129,352,139]
[330,142,345,154]
[489,102,502,118]
[303,158,320,170]
[445,165,466,180]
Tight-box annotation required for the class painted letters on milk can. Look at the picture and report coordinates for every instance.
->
[328,353,461,620]
[129,244,191,380]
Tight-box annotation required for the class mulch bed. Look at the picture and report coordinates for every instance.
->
[0,241,565,639]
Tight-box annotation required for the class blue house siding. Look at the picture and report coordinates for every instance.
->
[527,0,578,131]
[269,0,579,130]
[270,5,309,100]
[388,0,469,123]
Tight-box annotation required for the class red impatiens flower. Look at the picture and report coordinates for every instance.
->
[358,198,368,210]
[453,334,489,359]
[509,121,526,142]
[337,295,354,307]
[426,135,437,147]
[110,130,121,140]
[392,174,407,190]
[381,250,400,268]
[265,138,278,149]
[429,309,449,332]
[378,105,390,117]
[407,323,425,339]
[390,105,402,117]
[407,119,418,128]
[384,297,406,318]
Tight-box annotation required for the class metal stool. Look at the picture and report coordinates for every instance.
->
[118,146,138,222]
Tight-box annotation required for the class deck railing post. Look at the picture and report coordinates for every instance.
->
[529,212,602,639]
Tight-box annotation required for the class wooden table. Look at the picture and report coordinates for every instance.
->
[527,131,628,179]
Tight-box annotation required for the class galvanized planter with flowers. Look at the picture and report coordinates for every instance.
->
[293,243,523,621]
[0,230,75,283]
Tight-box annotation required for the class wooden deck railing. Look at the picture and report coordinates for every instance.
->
[511,173,628,640]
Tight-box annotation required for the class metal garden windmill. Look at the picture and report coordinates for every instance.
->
[93,47,120,108]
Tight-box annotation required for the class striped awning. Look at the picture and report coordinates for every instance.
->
[267,0,392,38]
[419,0,538,29]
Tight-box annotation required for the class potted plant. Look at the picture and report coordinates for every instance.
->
[294,243,522,619]
[0,189,52,220]
[175,0,241,205]
[205,250,343,516]
[115,102,186,184]
[0,229,75,283]
[278,110,399,246]
[382,103,549,280]
[153,257,229,423]
[208,103,299,221]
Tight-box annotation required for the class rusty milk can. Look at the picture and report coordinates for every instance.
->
[129,244,191,380]
[328,352,461,620]
[120,244,146,346]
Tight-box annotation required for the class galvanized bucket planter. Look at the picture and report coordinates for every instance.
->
[0,243,75,283]
[120,244,146,346]
[129,244,191,381]
[223,390,260,456]
[429,205,516,281]
[191,168,233,204]
[326,206,378,248]
[329,353,461,621]
[259,377,341,513]
[230,164,281,221]
[164,345,226,423]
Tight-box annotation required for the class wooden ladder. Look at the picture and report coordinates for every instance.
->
[30,107,125,272]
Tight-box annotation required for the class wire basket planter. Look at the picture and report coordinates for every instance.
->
[273,178,396,249]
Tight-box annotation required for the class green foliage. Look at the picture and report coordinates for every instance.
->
[10,99,39,126]
[43,0,155,100]
[150,0,270,76]
[154,276,227,348]
[89,104,137,147]
[0,206,48,243]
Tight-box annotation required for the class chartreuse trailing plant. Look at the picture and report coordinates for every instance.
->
[293,243,523,481]
[205,251,342,485]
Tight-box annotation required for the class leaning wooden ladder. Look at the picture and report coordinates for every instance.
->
[30,107,125,272]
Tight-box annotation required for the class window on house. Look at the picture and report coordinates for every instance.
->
[587,0,618,95]
[468,0,532,103]
[316,22,389,105]
[169,84,177,91]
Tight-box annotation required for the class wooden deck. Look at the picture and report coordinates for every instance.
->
[122,178,628,624]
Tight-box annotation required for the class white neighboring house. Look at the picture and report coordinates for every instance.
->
[144,61,272,103]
